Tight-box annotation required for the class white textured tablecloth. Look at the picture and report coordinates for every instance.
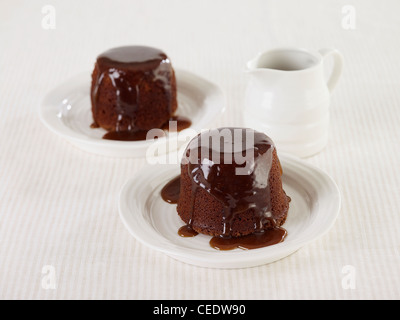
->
[1,0,400,300]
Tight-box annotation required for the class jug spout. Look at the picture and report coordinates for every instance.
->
[246,53,263,71]
[245,52,278,86]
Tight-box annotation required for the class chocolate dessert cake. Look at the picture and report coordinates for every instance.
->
[90,46,178,140]
[175,128,290,243]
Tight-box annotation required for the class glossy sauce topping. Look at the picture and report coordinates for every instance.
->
[97,46,168,66]
[91,46,191,141]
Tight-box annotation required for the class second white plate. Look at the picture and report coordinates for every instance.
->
[118,155,341,268]
[39,69,225,158]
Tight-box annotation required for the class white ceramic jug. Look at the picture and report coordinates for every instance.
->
[244,47,343,158]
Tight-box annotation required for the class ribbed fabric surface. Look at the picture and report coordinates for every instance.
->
[0,0,399,299]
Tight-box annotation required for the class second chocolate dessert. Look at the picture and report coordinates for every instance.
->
[90,46,178,138]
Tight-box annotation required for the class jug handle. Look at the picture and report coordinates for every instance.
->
[319,48,343,93]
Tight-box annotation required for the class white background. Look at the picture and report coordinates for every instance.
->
[0,0,399,299]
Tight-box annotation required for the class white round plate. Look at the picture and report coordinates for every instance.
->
[118,154,341,269]
[39,69,225,158]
